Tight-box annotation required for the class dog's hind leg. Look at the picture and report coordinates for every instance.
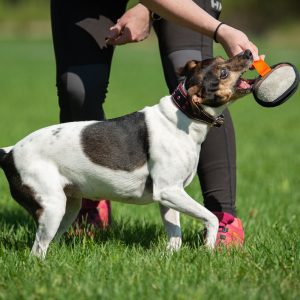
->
[55,195,82,241]
[159,205,182,251]
[156,187,219,249]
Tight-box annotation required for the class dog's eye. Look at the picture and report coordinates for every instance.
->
[220,69,229,79]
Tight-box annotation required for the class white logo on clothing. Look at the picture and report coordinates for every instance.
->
[211,0,222,12]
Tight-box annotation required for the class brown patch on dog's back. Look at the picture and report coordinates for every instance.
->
[1,151,43,222]
[81,112,149,171]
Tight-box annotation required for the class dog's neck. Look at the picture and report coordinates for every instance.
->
[157,96,208,145]
[171,82,225,128]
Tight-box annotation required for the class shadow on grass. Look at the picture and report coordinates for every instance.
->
[0,206,33,226]
[0,207,36,251]
[69,220,164,249]
[0,207,205,252]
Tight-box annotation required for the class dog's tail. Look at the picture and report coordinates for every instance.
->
[0,146,13,168]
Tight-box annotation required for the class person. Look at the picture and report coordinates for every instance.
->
[50,0,261,246]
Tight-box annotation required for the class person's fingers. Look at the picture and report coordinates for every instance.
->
[229,46,243,57]
[106,23,124,44]
[259,54,266,61]
[107,28,132,45]
[249,41,259,60]
[238,42,258,60]
[249,41,258,54]
[107,23,122,39]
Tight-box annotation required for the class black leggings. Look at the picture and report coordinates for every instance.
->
[51,0,236,215]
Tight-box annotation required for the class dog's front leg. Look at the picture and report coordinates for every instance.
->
[156,187,219,249]
[159,205,182,251]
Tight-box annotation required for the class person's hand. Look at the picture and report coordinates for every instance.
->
[216,24,263,61]
[106,4,152,45]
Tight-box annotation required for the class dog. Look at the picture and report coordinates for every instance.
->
[0,50,254,258]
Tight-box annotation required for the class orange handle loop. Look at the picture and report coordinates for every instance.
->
[253,59,272,77]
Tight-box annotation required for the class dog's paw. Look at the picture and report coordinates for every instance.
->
[204,214,218,250]
[167,237,182,252]
[204,239,216,250]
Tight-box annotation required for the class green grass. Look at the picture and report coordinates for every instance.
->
[0,37,300,300]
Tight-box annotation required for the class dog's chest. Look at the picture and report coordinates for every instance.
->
[144,104,202,185]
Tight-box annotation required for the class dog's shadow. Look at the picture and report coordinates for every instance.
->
[0,207,36,251]
[0,208,204,252]
[78,220,164,249]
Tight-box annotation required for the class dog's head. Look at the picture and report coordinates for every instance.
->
[179,49,254,108]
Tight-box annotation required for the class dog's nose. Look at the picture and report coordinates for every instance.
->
[243,49,253,60]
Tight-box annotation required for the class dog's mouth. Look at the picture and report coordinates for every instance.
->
[234,73,256,94]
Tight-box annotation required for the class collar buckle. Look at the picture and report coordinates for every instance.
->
[211,114,224,127]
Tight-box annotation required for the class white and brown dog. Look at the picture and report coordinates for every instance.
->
[0,50,254,258]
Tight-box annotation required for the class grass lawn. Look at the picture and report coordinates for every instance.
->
[0,37,299,300]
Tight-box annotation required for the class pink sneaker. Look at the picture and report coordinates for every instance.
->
[97,199,112,228]
[76,199,112,229]
[213,212,244,247]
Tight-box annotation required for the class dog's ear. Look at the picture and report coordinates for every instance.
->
[187,85,204,107]
[178,60,200,77]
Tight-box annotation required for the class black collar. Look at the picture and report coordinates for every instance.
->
[171,82,224,127]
